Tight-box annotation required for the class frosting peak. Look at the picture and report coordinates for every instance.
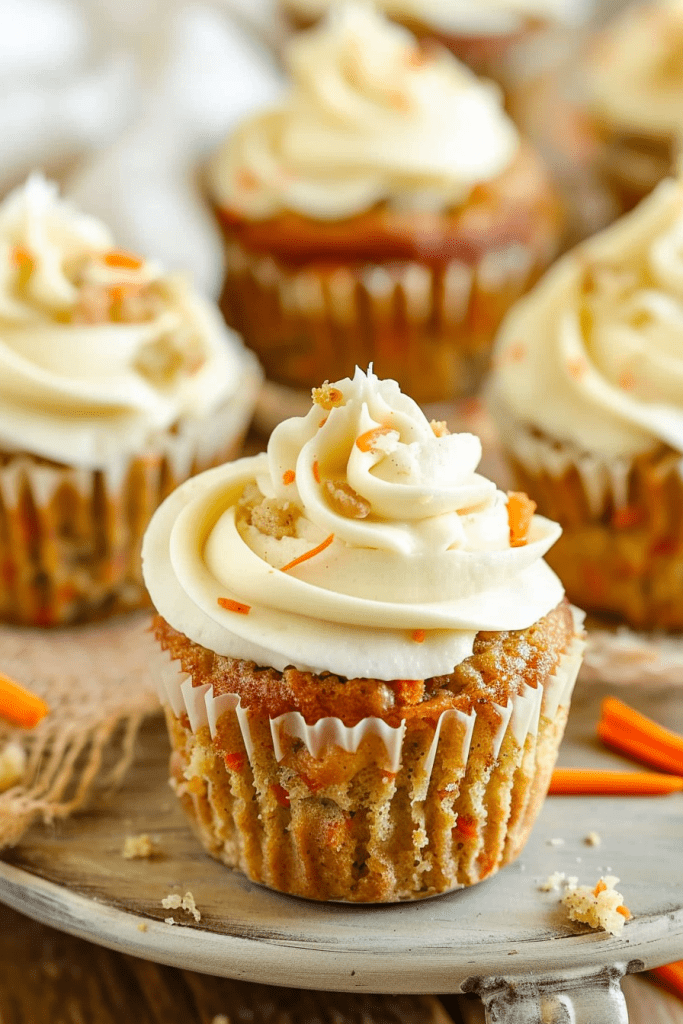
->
[209,4,519,220]
[143,369,564,680]
[0,175,248,469]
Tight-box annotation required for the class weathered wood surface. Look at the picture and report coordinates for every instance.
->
[0,681,681,997]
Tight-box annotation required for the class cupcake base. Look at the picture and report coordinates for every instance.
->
[0,367,261,627]
[154,605,584,903]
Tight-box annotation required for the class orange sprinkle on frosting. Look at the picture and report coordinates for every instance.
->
[312,460,320,483]
[280,534,334,573]
[282,470,295,486]
[507,491,536,548]
[11,245,32,269]
[412,629,426,644]
[101,249,144,270]
[217,597,251,615]
[356,426,394,453]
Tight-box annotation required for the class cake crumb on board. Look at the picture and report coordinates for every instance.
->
[122,833,159,859]
[161,891,201,922]
[539,871,578,892]
[561,875,631,936]
[585,831,602,846]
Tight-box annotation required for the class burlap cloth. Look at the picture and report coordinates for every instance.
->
[0,612,159,848]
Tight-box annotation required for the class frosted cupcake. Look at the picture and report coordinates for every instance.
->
[583,0,683,213]
[491,176,683,629]
[143,368,584,902]
[279,0,569,85]
[208,4,563,405]
[0,175,261,626]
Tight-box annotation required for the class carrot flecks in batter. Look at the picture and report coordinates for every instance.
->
[280,534,335,573]
[217,597,251,615]
[412,629,426,643]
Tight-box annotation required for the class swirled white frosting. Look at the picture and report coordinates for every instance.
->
[143,368,563,680]
[587,0,683,137]
[0,174,250,469]
[208,4,519,221]
[493,176,683,460]
[283,0,566,35]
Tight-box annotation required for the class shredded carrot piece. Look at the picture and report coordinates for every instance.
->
[599,697,683,776]
[319,417,328,428]
[282,469,295,485]
[548,767,683,795]
[312,460,320,483]
[618,370,636,391]
[568,356,587,380]
[224,752,245,772]
[507,491,536,547]
[356,426,394,453]
[11,245,32,269]
[270,782,290,808]
[651,962,683,999]
[593,879,607,897]
[412,629,426,644]
[611,504,644,530]
[0,671,49,729]
[101,249,143,270]
[217,597,251,615]
[299,771,325,794]
[391,679,424,705]
[616,905,632,919]
[280,533,334,573]
[453,815,478,840]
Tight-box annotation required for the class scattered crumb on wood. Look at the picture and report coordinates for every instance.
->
[161,891,201,923]
[539,871,578,892]
[0,742,26,792]
[164,917,175,925]
[585,831,602,846]
[546,837,565,847]
[561,875,631,936]
[122,833,159,859]
[137,922,148,933]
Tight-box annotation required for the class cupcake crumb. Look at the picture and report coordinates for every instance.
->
[161,891,201,923]
[312,382,345,409]
[137,922,148,933]
[539,871,578,892]
[122,833,158,860]
[585,831,602,846]
[429,419,450,437]
[164,917,175,925]
[561,875,631,936]
[547,837,565,847]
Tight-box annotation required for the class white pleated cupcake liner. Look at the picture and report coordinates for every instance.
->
[154,610,585,786]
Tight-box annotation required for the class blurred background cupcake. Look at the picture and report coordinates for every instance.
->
[208,3,564,413]
[581,0,683,214]
[490,174,683,630]
[0,175,261,626]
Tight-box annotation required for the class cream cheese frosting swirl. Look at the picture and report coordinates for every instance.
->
[283,0,567,35]
[0,174,248,469]
[587,0,683,137]
[493,176,683,461]
[143,368,563,680]
[209,4,519,221]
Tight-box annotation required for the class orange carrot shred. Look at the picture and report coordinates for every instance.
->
[356,426,394,453]
[224,752,245,772]
[280,534,334,573]
[651,962,683,999]
[11,245,32,269]
[282,469,295,485]
[619,370,636,391]
[453,815,478,840]
[593,879,607,897]
[548,767,683,795]
[217,597,251,615]
[616,905,632,919]
[611,504,644,530]
[568,356,587,380]
[270,782,290,808]
[101,249,143,270]
[507,491,536,548]
[599,697,683,776]
[312,460,320,483]
[319,417,328,428]
[0,671,49,729]
[412,629,426,644]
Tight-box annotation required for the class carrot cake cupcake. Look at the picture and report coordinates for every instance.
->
[582,0,683,213]
[143,367,584,902]
[491,175,683,629]
[279,0,569,84]
[208,4,563,405]
[0,174,261,626]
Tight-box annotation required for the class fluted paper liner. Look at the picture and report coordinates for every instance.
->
[155,611,584,902]
[219,234,555,405]
[0,358,261,626]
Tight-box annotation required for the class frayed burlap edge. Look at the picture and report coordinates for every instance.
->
[0,612,160,849]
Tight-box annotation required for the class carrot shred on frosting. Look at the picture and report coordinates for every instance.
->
[356,426,394,453]
[412,629,426,644]
[548,767,683,795]
[507,491,536,547]
[280,534,334,573]
[312,460,320,483]
[11,245,32,269]
[217,597,251,615]
[598,697,683,776]
[282,470,295,485]
[101,249,143,270]
[0,672,49,728]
